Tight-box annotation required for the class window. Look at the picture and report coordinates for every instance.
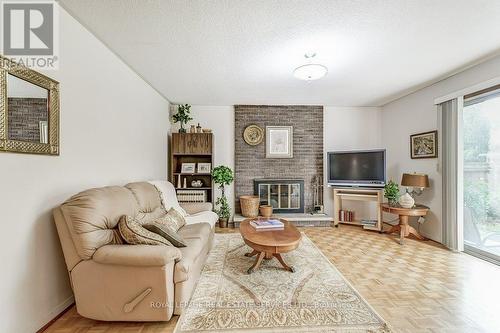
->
[463,87,500,263]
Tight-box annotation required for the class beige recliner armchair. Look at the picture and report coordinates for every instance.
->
[53,181,217,321]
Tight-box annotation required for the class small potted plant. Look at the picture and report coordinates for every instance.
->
[384,180,400,206]
[172,104,193,133]
[212,165,234,228]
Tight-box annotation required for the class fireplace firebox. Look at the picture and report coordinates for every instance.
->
[253,179,304,213]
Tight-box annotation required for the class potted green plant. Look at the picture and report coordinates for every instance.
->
[384,180,400,206]
[212,165,234,228]
[172,104,193,133]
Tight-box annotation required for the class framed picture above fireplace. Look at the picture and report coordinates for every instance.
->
[266,126,293,158]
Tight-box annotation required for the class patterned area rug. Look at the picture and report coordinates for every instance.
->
[175,233,391,333]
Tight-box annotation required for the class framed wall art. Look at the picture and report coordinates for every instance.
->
[197,163,211,173]
[181,163,196,173]
[266,126,293,158]
[410,130,438,159]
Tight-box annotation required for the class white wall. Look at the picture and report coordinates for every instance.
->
[381,54,500,242]
[323,107,383,218]
[170,106,235,215]
[0,7,170,333]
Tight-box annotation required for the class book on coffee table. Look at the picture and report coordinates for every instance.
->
[250,219,284,230]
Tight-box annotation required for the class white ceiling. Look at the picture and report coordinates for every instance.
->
[58,0,500,106]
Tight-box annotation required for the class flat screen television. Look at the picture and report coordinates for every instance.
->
[327,149,386,187]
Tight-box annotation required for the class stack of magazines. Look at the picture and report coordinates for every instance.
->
[360,219,377,227]
[250,219,284,230]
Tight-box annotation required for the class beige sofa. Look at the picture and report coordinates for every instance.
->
[53,181,217,321]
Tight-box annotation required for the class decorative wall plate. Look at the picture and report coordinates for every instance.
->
[243,125,264,146]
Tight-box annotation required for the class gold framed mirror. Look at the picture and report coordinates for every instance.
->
[0,55,59,155]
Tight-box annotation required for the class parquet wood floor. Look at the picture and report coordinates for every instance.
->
[45,225,500,333]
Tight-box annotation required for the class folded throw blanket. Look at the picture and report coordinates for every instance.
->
[148,180,188,217]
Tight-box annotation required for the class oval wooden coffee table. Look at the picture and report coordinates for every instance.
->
[240,218,302,274]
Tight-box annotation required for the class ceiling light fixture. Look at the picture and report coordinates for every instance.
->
[293,53,328,81]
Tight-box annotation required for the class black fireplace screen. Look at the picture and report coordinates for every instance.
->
[253,179,304,213]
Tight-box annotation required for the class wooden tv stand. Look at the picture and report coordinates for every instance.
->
[333,187,383,232]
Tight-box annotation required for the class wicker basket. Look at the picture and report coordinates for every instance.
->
[240,195,260,217]
[259,205,273,218]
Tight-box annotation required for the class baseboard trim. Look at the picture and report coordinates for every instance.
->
[36,296,75,333]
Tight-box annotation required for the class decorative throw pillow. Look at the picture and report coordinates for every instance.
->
[155,208,186,232]
[118,215,172,246]
[143,222,187,247]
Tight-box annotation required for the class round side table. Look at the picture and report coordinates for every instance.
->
[381,203,429,245]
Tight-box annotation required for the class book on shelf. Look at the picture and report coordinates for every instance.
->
[176,189,206,203]
[338,210,354,222]
[250,219,284,230]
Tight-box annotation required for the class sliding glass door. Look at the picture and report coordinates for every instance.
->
[463,89,500,263]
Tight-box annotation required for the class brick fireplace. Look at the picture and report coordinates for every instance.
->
[234,105,323,214]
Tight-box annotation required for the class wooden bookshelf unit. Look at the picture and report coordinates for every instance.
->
[170,133,213,203]
[333,187,383,231]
